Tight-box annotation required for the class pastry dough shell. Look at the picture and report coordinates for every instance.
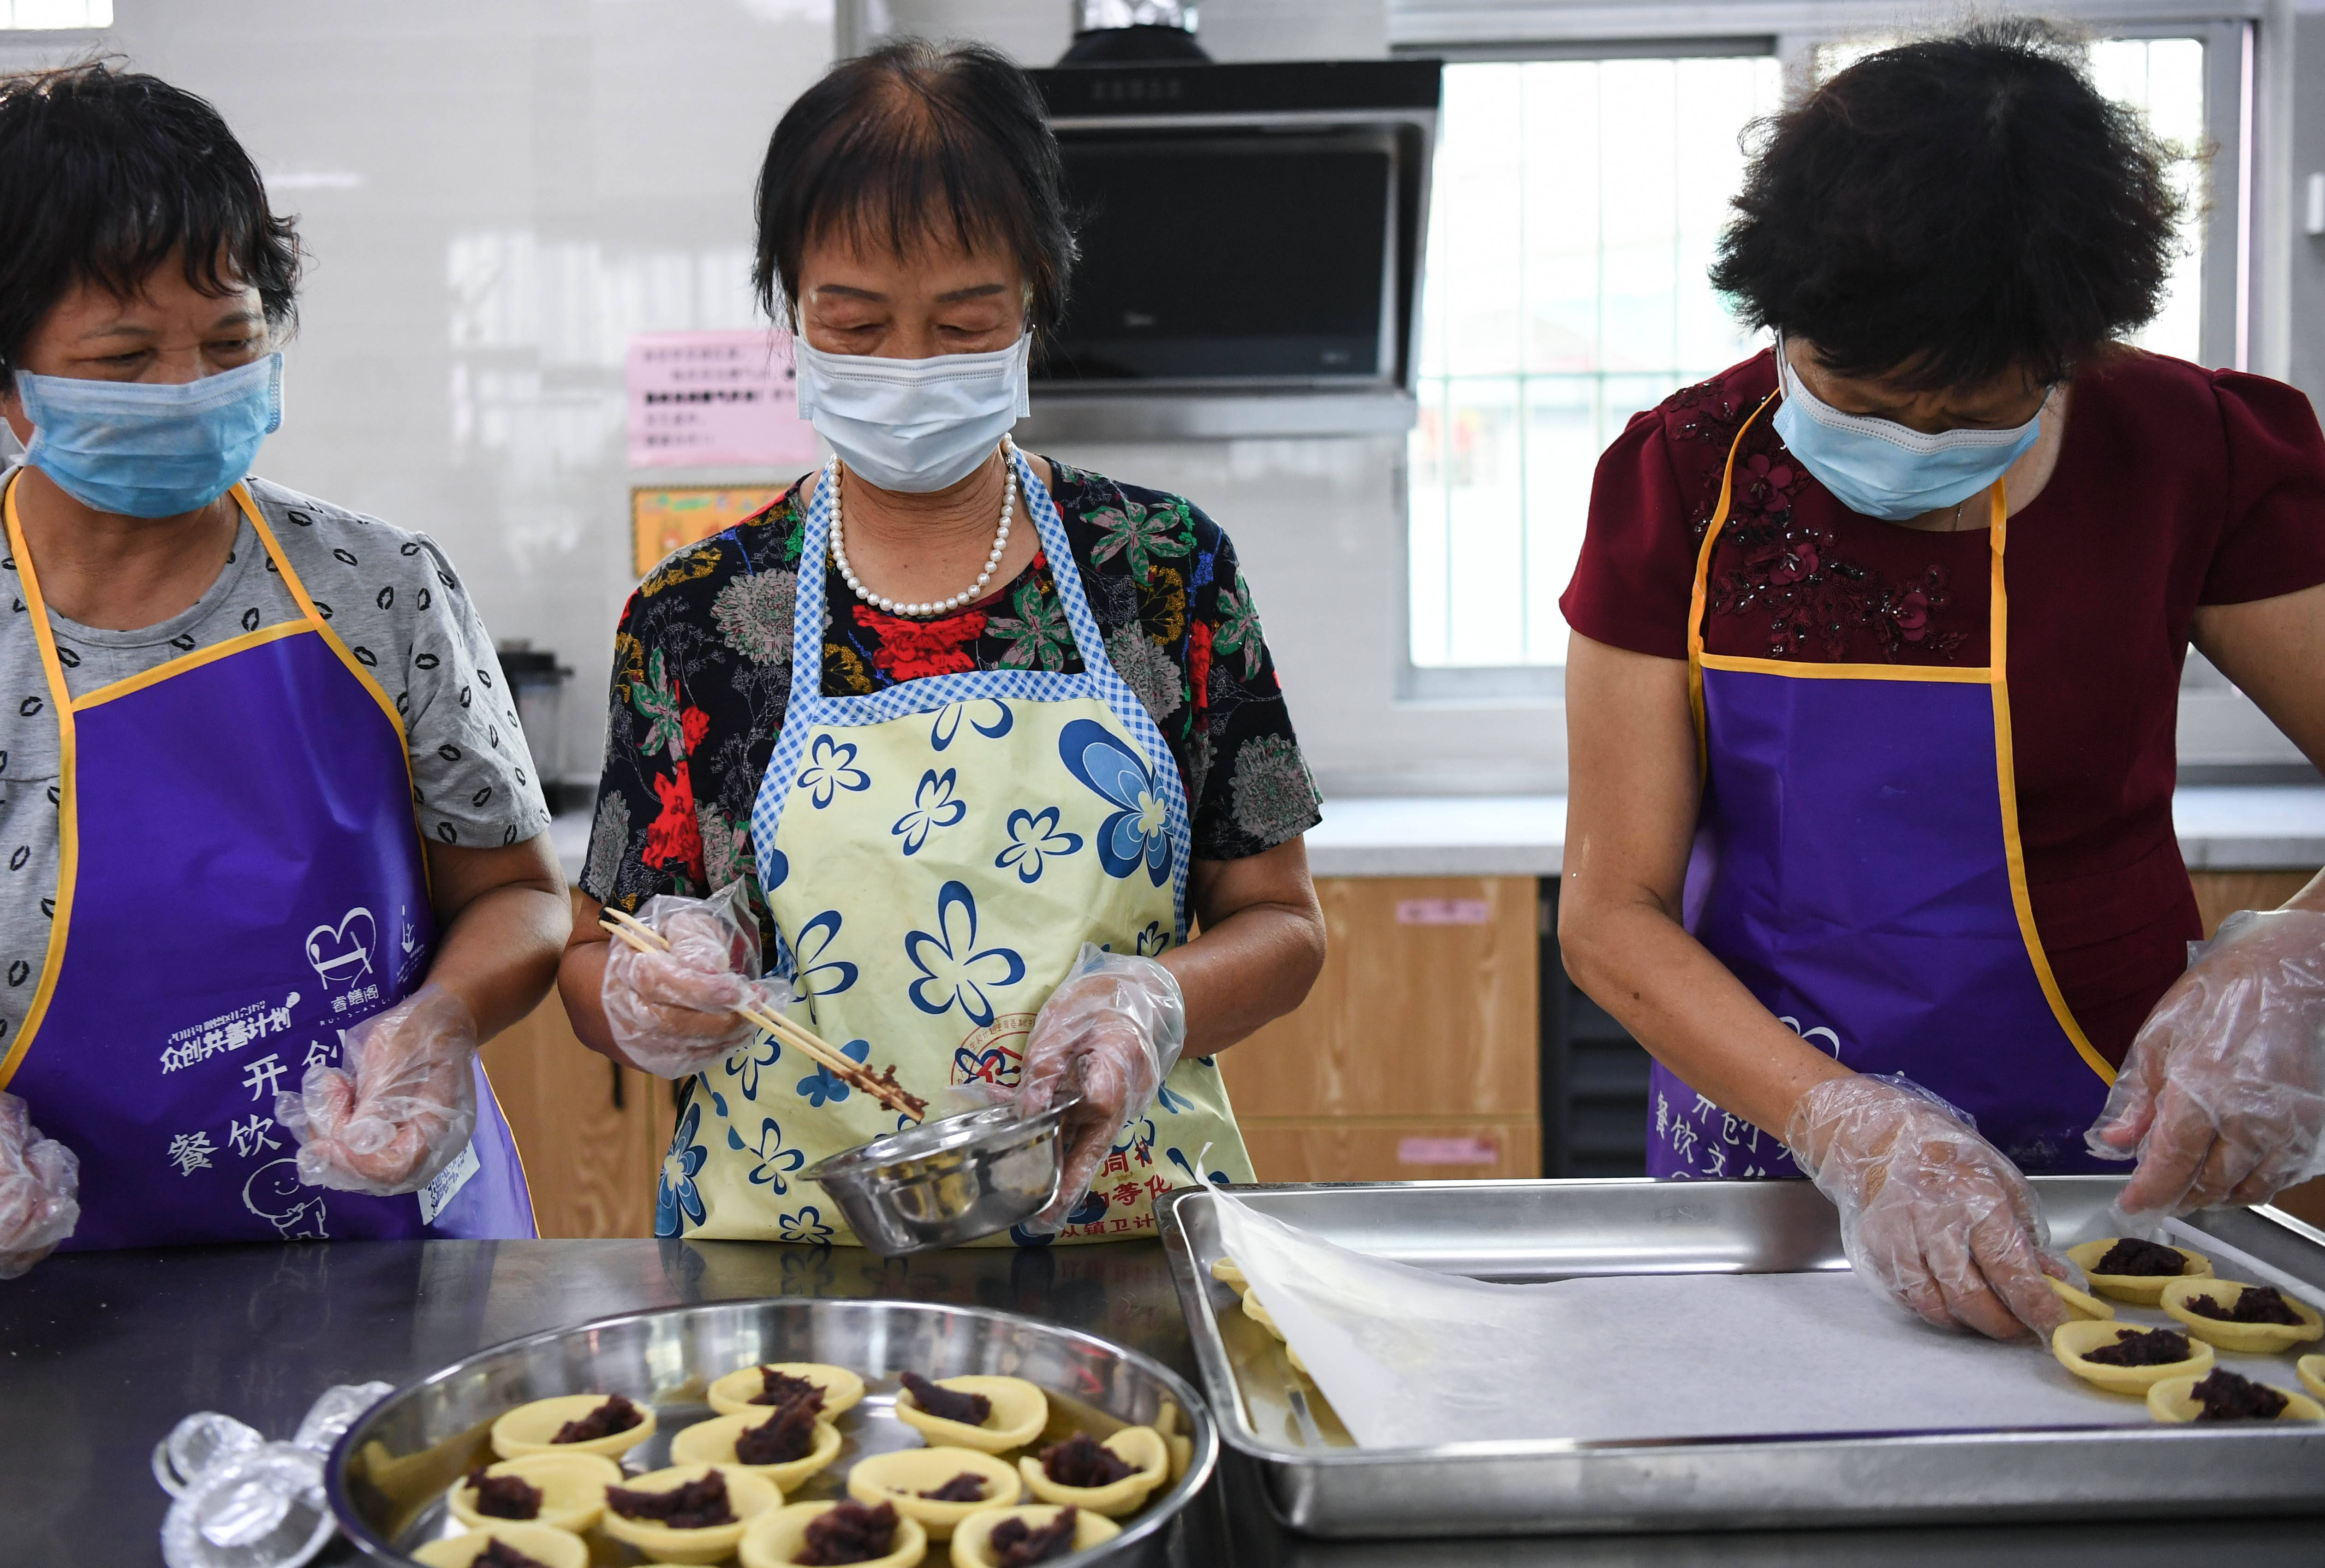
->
[893,1376,1048,1454]
[2299,1354,2325,1402]
[845,1446,1022,1539]
[2065,1241,2214,1306]
[596,1462,780,1565]
[2146,1373,2324,1424]
[948,1505,1121,1568]
[2051,1319,2216,1396]
[2158,1277,2325,1354]
[1016,1425,1168,1518]
[2045,1277,2114,1322]
[668,1410,841,1491]
[447,1452,624,1533]
[707,1362,866,1419]
[489,1394,657,1461]
[739,1500,930,1568]
[1243,1292,1283,1340]
[1211,1257,1248,1294]
[411,1522,589,1568]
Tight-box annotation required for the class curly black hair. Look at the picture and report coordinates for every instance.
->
[754,38,1076,337]
[1709,20,2183,391]
[0,61,301,380]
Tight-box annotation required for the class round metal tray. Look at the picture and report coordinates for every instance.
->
[326,1296,1216,1566]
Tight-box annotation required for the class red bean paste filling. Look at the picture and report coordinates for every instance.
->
[1040,1432,1134,1488]
[797,1499,898,1565]
[2186,1284,2305,1326]
[2094,1238,2187,1277]
[990,1508,1081,1567]
[2082,1327,2194,1368]
[604,1470,736,1529]
[2192,1369,2290,1422]
[752,1368,827,1411]
[901,1372,991,1426]
[551,1392,644,1445]
[464,1467,543,1520]
[735,1395,820,1465]
[918,1471,988,1502]
[474,1540,553,1568]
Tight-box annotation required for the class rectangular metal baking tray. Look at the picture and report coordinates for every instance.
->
[1156,1177,2325,1537]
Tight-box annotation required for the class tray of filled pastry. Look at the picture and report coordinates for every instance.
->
[327,1296,1211,1568]
[1157,1176,2325,1538]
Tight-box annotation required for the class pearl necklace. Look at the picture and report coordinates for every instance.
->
[829,442,1015,618]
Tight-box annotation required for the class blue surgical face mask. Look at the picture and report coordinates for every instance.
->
[13,353,283,518]
[794,334,1030,493]
[1771,338,2044,522]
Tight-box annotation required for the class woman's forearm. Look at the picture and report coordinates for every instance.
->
[556,892,641,1066]
[427,885,568,1042]
[423,837,569,1042]
[1160,898,1327,1059]
[1559,885,1851,1147]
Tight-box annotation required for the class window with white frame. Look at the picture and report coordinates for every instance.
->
[0,0,110,27]
[1408,36,2222,675]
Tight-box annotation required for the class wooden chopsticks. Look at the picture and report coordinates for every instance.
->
[599,907,928,1122]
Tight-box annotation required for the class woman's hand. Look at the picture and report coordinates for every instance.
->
[0,1092,77,1278]
[280,984,479,1195]
[2087,909,2325,1219]
[1014,943,1186,1233]
[599,885,798,1080]
[1788,1074,2071,1340]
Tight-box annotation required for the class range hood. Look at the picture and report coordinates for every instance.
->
[1022,57,1442,442]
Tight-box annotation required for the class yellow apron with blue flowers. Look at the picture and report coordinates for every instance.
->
[661,445,1252,1246]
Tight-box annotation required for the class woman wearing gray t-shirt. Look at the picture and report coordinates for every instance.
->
[0,63,564,1271]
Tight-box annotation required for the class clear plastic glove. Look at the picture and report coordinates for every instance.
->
[2086,908,2325,1223]
[278,984,478,1196]
[1014,942,1187,1235]
[601,883,798,1079]
[0,1091,78,1278]
[1785,1073,2072,1340]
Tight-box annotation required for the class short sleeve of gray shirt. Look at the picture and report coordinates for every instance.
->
[0,472,550,1055]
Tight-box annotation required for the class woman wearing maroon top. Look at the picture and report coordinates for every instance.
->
[1559,24,2325,1340]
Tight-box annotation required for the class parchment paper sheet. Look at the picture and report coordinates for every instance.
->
[1208,1188,2319,1449]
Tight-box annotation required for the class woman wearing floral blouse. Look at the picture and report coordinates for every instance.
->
[561,39,1325,1246]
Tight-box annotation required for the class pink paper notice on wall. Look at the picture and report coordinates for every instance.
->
[626,330,819,469]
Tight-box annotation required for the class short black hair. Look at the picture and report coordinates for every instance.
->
[1709,20,2182,391]
[0,61,300,380]
[753,38,1075,336]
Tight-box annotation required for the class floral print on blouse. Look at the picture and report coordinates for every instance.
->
[582,457,1321,946]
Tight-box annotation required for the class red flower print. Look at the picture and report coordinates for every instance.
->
[644,762,705,882]
[1186,618,1214,713]
[855,605,988,680]
[681,704,710,756]
[1893,588,1931,641]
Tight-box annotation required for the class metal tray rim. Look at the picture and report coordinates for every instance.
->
[326,1294,1220,1565]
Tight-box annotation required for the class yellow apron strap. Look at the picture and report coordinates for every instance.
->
[1687,391,1779,783]
[0,474,77,1089]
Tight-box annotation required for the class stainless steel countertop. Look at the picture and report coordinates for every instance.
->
[6,1237,2321,1566]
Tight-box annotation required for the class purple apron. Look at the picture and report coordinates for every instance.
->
[0,479,534,1247]
[1648,398,2116,1180]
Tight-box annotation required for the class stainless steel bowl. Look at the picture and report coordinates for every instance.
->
[804,1099,1077,1256]
[325,1296,1217,1567]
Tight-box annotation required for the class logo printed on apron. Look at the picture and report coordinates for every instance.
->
[658,446,1253,1245]
[0,476,534,1247]
[1650,396,2113,1181]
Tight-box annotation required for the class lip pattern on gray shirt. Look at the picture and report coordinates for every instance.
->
[0,473,551,1065]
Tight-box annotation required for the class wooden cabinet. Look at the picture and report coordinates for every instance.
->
[1218,875,1541,1183]
[479,996,673,1238]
